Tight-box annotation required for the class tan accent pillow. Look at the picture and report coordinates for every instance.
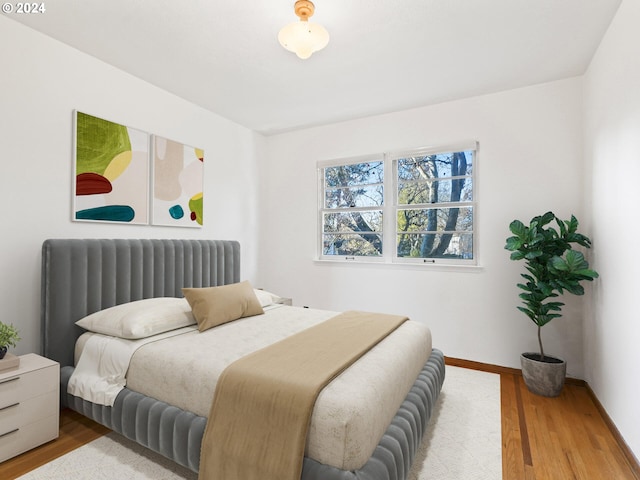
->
[182,281,264,332]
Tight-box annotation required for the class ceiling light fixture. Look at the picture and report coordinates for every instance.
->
[278,0,329,60]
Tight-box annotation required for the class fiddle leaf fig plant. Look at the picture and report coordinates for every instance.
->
[505,212,599,360]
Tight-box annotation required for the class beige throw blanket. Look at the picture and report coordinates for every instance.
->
[198,310,408,480]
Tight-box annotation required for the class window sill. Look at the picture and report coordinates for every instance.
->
[313,258,484,272]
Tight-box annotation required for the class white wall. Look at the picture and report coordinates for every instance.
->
[583,0,640,460]
[260,78,588,376]
[0,16,264,356]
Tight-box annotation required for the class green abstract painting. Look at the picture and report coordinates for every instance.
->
[74,111,149,224]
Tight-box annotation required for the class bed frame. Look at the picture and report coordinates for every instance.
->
[41,239,445,480]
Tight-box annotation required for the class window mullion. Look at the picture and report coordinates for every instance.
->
[384,154,396,261]
[321,206,382,214]
[398,201,473,209]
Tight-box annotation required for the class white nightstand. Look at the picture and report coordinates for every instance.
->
[0,353,60,462]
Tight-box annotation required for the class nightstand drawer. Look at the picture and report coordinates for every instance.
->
[0,414,58,463]
[0,364,58,404]
[0,389,58,434]
[0,354,60,463]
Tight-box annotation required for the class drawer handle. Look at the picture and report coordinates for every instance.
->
[0,376,20,386]
[0,428,18,439]
[0,402,19,412]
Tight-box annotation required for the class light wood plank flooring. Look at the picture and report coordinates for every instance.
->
[1,364,638,480]
[501,373,638,479]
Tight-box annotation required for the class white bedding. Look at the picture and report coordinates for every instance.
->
[69,326,196,406]
[72,305,432,470]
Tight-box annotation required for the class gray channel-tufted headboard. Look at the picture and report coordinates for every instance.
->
[41,239,241,367]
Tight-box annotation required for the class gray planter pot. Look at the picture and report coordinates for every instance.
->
[520,352,567,397]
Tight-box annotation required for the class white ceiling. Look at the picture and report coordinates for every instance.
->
[10,0,621,135]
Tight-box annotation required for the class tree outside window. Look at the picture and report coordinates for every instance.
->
[395,149,474,261]
[321,160,384,257]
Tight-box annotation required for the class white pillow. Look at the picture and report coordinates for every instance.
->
[253,289,279,307]
[76,297,196,339]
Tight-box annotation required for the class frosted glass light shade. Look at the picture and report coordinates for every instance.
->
[278,20,329,59]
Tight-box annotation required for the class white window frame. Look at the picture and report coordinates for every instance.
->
[317,142,478,267]
[318,154,386,263]
[390,142,477,266]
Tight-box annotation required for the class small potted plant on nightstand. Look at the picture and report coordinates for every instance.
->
[0,321,20,360]
[505,211,599,397]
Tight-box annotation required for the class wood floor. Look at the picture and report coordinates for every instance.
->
[501,373,638,479]
[1,365,638,480]
[447,358,640,480]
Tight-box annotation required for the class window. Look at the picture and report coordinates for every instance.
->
[319,143,477,266]
[394,147,475,263]
[320,157,385,258]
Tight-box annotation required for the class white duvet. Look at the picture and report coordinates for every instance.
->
[71,305,432,470]
[69,326,196,406]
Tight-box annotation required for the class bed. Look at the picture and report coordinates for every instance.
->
[41,239,445,480]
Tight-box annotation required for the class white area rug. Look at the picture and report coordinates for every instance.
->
[408,366,502,480]
[17,366,501,480]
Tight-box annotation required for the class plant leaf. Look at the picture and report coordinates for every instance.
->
[510,251,526,261]
[509,220,526,237]
[505,236,523,251]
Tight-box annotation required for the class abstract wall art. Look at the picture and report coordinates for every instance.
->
[73,111,149,224]
[151,135,204,227]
